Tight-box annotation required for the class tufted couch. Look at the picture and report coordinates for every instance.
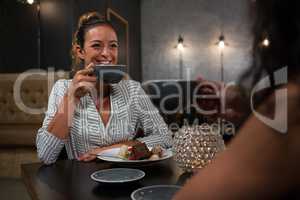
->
[0,71,68,178]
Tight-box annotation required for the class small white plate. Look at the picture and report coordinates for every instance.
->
[97,147,173,164]
[131,185,181,200]
[90,168,145,183]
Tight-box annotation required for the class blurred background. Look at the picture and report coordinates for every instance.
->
[0,0,253,82]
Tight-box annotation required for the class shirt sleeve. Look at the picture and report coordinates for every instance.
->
[133,82,173,148]
[36,80,68,164]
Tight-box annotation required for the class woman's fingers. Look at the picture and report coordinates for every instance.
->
[76,64,94,76]
[71,64,97,99]
[74,81,97,98]
[78,146,122,162]
[77,154,86,161]
[83,154,96,162]
[78,152,96,162]
[86,62,95,70]
[75,74,96,83]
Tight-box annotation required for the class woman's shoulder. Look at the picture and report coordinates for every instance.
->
[51,79,72,96]
[111,80,144,100]
[254,82,300,133]
[54,79,72,86]
[286,83,300,125]
[115,80,142,92]
[119,79,141,88]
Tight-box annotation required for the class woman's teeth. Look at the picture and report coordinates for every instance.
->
[99,61,111,64]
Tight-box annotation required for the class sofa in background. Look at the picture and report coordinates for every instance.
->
[0,72,68,178]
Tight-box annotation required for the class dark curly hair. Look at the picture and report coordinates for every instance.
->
[240,0,300,88]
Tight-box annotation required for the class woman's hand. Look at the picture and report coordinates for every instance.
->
[77,147,105,162]
[46,64,96,139]
[68,62,97,104]
[77,140,142,162]
[77,145,121,162]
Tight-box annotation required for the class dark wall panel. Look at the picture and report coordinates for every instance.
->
[0,0,38,72]
[0,0,141,81]
[111,0,141,81]
[41,0,74,70]
[73,0,107,22]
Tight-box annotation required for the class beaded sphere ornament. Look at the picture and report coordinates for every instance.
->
[173,123,225,172]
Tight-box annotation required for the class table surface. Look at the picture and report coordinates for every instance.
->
[21,158,191,200]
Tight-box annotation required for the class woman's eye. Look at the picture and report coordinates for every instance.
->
[92,44,102,49]
[110,43,119,48]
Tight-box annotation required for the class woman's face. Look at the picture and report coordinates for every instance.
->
[78,24,118,67]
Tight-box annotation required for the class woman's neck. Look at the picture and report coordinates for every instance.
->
[96,83,111,98]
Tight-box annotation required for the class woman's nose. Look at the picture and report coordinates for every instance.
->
[100,46,110,57]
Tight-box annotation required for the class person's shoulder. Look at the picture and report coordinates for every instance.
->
[119,79,141,88]
[54,79,71,86]
[287,83,300,125]
[117,80,142,91]
[51,79,72,96]
[257,82,300,131]
[263,82,299,108]
[287,82,300,99]
[52,79,71,90]
[113,80,143,98]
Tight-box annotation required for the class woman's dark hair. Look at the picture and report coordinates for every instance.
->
[240,0,300,88]
[71,11,116,73]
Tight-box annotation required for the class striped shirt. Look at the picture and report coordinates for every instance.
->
[36,79,173,164]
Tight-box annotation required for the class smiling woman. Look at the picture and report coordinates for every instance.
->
[36,11,172,165]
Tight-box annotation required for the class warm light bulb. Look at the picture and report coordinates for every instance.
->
[262,38,270,47]
[27,0,34,4]
[218,40,225,49]
[177,43,184,51]
[177,35,184,51]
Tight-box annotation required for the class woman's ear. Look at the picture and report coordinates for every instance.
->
[75,44,85,60]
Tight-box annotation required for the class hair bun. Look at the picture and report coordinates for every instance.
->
[75,11,109,48]
[78,11,106,29]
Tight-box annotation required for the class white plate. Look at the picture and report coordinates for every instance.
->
[97,147,173,164]
[90,168,145,183]
[131,185,181,200]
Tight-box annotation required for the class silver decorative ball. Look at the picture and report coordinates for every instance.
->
[172,124,225,172]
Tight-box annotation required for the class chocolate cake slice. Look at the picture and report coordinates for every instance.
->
[127,142,151,160]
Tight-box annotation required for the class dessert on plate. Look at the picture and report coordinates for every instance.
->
[118,142,164,160]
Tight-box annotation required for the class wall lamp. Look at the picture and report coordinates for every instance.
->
[27,0,34,4]
[217,35,228,50]
[261,31,270,48]
[261,37,270,48]
[17,0,35,4]
[177,35,184,51]
[262,37,270,47]
[215,34,228,82]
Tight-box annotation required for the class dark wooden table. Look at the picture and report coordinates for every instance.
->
[21,159,191,200]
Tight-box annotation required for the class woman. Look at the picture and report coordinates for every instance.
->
[174,0,299,199]
[36,11,172,164]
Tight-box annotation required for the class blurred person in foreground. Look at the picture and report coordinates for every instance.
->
[174,0,300,199]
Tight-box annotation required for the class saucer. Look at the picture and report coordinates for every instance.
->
[131,185,181,200]
[90,168,145,183]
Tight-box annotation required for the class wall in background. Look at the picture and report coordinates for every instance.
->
[41,0,74,70]
[0,0,39,72]
[141,0,253,82]
[0,0,141,81]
